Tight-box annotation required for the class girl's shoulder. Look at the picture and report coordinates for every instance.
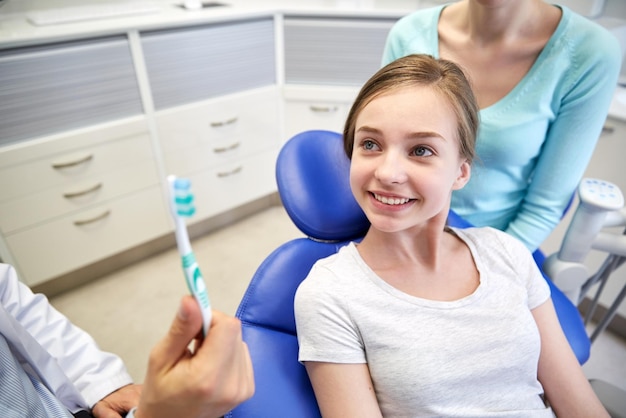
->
[298,242,361,290]
[452,226,531,263]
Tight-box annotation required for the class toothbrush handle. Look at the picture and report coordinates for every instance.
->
[182,252,212,335]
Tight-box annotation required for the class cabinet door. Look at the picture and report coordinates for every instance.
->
[189,149,278,221]
[0,36,142,146]
[284,85,359,141]
[141,17,276,110]
[283,17,397,86]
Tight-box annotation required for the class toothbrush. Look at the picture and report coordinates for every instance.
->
[167,175,211,336]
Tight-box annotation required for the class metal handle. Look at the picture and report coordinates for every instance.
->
[63,182,103,199]
[310,105,338,113]
[210,117,238,128]
[602,125,615,135]
[213,142,241,153]
[217,166,243,178]
[52,153,93,169]
[73,209,111,226]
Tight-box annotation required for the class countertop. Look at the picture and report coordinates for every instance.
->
[0,0,445,48]
[1,0,625,119]
[0,0,612,48]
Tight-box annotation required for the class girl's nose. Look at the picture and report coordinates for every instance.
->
[375,152,408,185]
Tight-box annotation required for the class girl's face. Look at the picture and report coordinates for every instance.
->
[349,85,471,234]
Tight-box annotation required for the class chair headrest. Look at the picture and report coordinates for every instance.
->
[276,130,370,241]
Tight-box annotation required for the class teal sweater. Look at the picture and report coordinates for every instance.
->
[382,5,621,251]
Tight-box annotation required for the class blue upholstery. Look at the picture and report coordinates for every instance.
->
[230,239,347,417]
[276,129,370,241]
[226,130,590,417]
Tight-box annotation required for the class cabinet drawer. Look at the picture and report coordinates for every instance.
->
[0,119,154,203]
[187,149,278,221]
[156,88,280,176]
[0,160,160,234]
[6,186,170,286]
[285,100,350,141]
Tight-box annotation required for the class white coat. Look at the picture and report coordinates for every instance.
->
[0,263,133,413]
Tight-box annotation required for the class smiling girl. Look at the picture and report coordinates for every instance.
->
[294,54,607,417]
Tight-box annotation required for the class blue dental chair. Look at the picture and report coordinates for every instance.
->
[225,130,591,418]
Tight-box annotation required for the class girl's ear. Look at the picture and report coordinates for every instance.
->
[452,160,471,190]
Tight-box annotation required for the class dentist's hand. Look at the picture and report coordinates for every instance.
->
[92,384,142,418]
[135,296,255,418]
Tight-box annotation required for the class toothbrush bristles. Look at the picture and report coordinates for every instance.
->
[173,177,196,217]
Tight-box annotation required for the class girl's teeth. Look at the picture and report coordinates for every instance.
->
[374,194,409,205]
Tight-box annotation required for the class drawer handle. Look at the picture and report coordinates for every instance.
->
[73,209,111,226]
[52,153,93,169]
[602,125,615,135]
[213,142,241,153]
[217,166,243,178]
[63,182,103,199]
[210,117,238,128]
[310,105,338,113]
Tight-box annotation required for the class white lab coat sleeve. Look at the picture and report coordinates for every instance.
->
[0,263,134,408]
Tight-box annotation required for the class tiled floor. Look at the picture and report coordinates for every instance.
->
[50,205,626,393]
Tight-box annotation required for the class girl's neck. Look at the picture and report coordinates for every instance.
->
[355,224,479,301]
[357,219,450,273]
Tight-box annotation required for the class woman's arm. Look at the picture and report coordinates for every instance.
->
[305,361,383,418]
[505,24,621,252]
[532,299,609,417]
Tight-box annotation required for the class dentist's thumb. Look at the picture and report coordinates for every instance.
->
[151,295,204,371]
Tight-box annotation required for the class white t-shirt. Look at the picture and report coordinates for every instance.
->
[295,227,553,417]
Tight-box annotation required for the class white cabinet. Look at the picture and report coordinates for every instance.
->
[0,118,169,286]
[143,16,280,225]
[0,34,165,287]
[0,15,280,288]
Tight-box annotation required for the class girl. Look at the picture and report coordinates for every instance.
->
[294,54,608,417]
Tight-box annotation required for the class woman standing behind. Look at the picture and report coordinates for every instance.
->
[382,0,621,252]
[294,54,608,417]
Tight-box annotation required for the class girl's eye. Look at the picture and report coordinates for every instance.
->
[412,146,433,157]
[362,140,379,151]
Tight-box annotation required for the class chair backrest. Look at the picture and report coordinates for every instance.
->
[226,129,590,417]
